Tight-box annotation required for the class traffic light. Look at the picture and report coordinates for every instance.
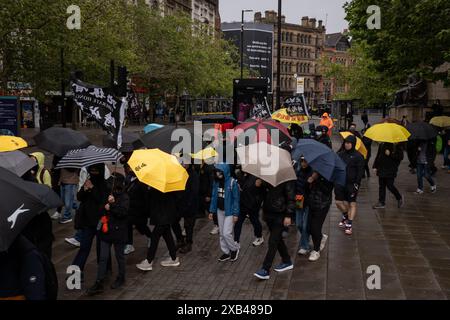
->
[117,66,128,97]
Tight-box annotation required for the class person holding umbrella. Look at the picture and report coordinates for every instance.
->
[372,143,404,209]
[335,135,365,236]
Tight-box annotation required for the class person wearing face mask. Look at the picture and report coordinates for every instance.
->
[335,135,365,235]
[348,123,362,139]
[71,164,108,281]
[314,125,332,149]
[209,163,240,262]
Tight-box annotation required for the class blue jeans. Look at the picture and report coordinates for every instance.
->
[417,164,435,191]
[296,207,310,250]
[72,227,99,272]
[60,184,77,220]
[444,145,450,169]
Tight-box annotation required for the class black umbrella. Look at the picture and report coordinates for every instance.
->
[406,122,438,140]
[134,125,208,154]
[0,150,36,177]
[33,127,91,157]
[0,167,63,251]
[198,115,238,125]
[102,132,141,153]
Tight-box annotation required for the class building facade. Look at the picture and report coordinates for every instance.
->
[145,0,192,16]
[254,11,326,107]
[191,0,220,36]
[322,32,353,104]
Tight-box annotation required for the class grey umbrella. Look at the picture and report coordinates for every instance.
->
[0,150,36,177]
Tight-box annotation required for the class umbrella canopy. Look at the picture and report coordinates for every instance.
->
[339,131,368,159]
[236,141,297,187]
[144,123,164,134]
[190,147,218,160]
[363,123,411,143]
[34,127,91,157]
[0,136,28,152]
[406,122,438,140]
[102,132,141,153]
[271,108,309,124]
[135,125,206,155]
[0,167,63,251]
[0,150,37,177]
[430,116,450,128]
[128,149,188,193]
[55,145,122,169]
[199,115,238,126]
[232,119,292,147]
[292,139,347,186]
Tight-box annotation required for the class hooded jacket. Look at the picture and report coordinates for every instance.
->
[338,135,365,186]
[373,143,403,178]
[237,172,266,213]
[263,180,296,218]
[319,113,334,137]
[99,190,130,244]
[148,188,180,226]
[308,174,334,212]
[178,165,200,217]
[209,163,240,217]
[30,152,51,188]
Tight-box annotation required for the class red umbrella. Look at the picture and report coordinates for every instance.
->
[232,119,292,146]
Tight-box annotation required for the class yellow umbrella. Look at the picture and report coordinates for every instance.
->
[340,131,368,159]
[271,108,308,124]
[0,136,28,152]
[190,147,218,160]
[430,116,450,128]
[363,123,410,143]
[128,149,188,193]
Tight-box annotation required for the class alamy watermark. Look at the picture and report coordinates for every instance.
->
[367,5,381,30]
[67,5,81,30]
[366,265,381,290]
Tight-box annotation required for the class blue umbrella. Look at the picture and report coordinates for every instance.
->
[292,139,346,186]
[144,123,164,134]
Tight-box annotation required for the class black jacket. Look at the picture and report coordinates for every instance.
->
[125,177,149,219]
[148,188,180,226]
[317,135,332,149]
[373,143,403,178]
[99,192,130,244]
[178,166,200,217]
[308,175,334,212]
[199,164,213,198]
[75,182,108,229]
[338,136,365,186]
[263,180,296,218]
[238,173,266,212]
[295,164,313,197]
[362,136,372,159]
[0,236,46,300]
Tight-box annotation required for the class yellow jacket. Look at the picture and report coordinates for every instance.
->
[30,152,52,188]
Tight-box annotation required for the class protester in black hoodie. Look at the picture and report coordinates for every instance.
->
[87,176,129,295]
[372,143,404,209]
[361,126,372,178]
[72,164,108,278]
[172,164,200,254]
[124,164,152,255]
[314,126,332,149]
[254,180,296,280]
[335,135,365,236]
[136,188,180,271]
[234,169,265,246]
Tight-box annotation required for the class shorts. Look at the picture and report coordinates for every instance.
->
[335,184,358,203]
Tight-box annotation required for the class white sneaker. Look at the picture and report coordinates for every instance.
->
[136,259,153,271]
[64,237,80,247]
[209,225,219,235]
[252,237,264,246]
[415,189,424,194]
[51,211,61,220]
[309,250,321,262]
[161,257,180,267]
[124,245,135,255]
[298,248,310,255]
[431,185,437,193]
[320,234,328,251]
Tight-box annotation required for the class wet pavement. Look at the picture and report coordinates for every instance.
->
[20,120,450,300]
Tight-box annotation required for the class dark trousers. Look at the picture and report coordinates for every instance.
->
[213,212,218,226]
[262,214,291,271]
[364,159,371,177]
[417,163,435,190]
[72,227,100,272]
[127,218,152,245]
[146,225,177,263]
[172,215,196,244]
[234,208,263,242]
[308,208,329,252]
[97,240,125,281]
[378,177,401,204]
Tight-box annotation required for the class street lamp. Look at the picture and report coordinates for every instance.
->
[241,9,253,79]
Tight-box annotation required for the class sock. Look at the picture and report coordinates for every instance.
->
[347,219,353,226]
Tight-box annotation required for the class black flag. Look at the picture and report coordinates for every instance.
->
[283,95,310,117]
[251,97,272,119]
[72,79,127,148]
[127,90,142,119]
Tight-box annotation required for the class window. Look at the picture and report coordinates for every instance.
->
[289,47,293,57]
[308,35,312,44]
[300,34,304,43]
[297,34,301,43]
[290,33,293,42]
[282,32,285,41]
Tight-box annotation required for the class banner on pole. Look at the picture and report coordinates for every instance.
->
[283,95,310,117]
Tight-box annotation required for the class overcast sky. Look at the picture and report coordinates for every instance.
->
[219,0,349,34]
